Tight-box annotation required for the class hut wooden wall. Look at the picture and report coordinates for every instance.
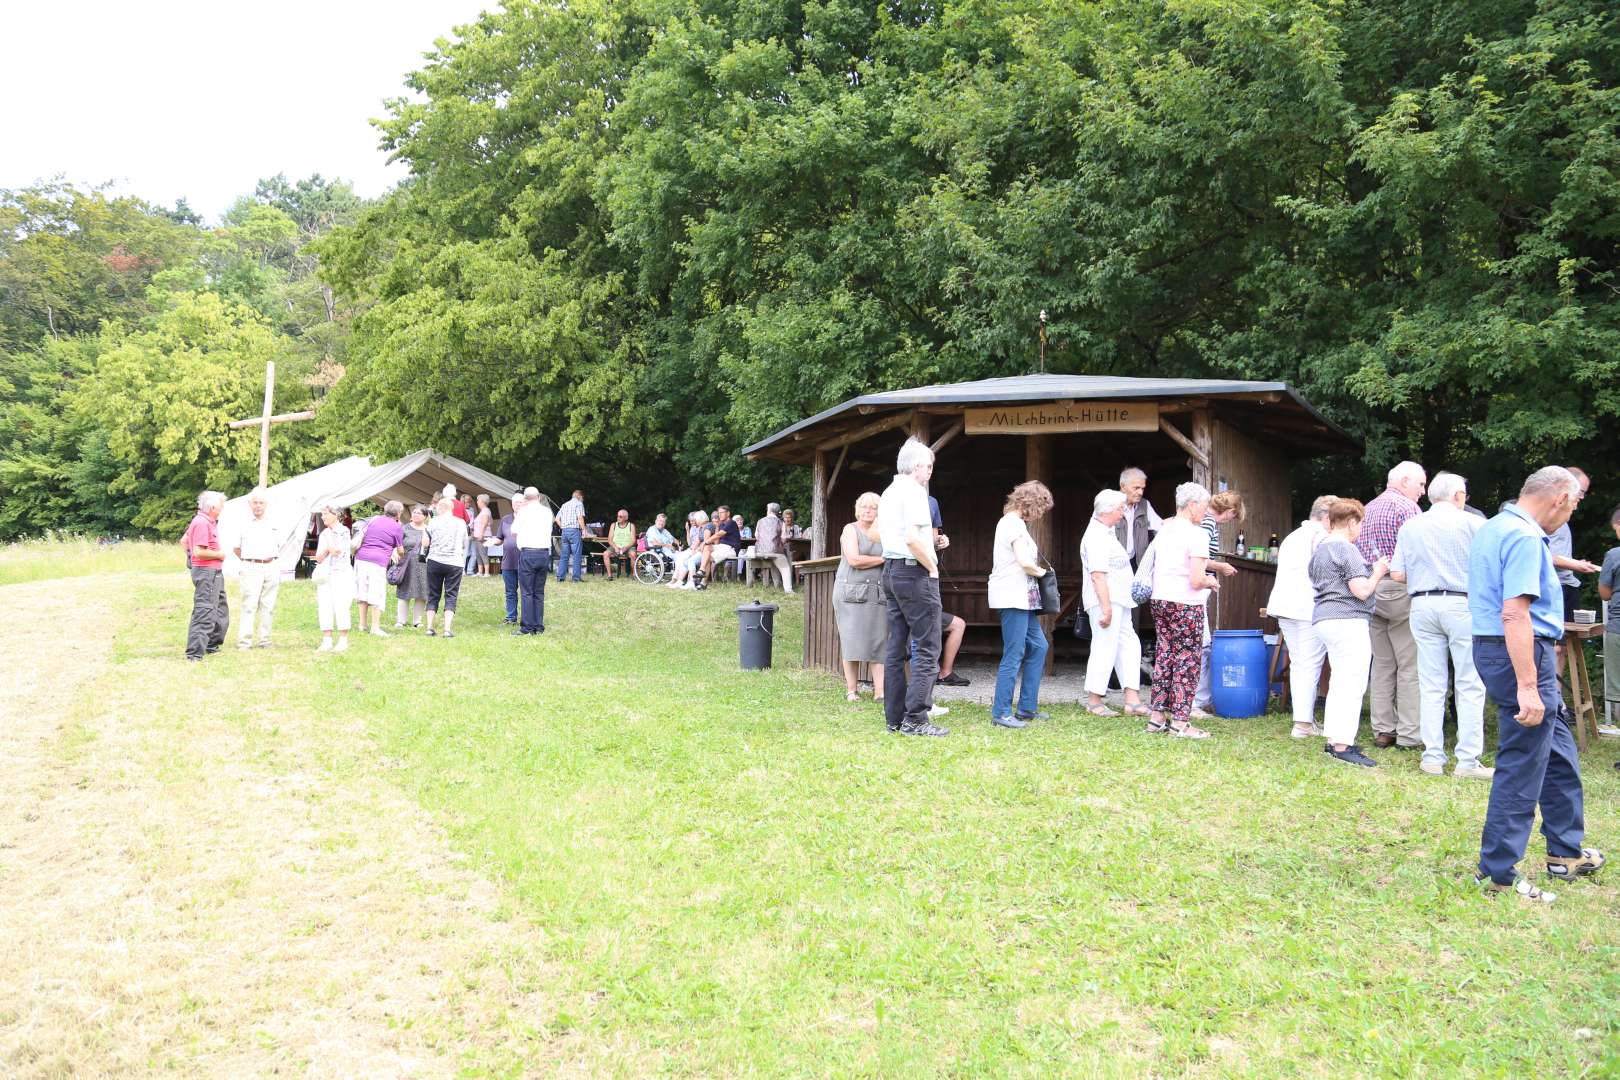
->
[1212,420,1291,554]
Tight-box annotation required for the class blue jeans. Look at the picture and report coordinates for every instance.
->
[1475,637,1585,884]
[557,528,583,581]
[994,608,1049,719]
[502,566,520,620]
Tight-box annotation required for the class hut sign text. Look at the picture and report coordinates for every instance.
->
[964,402,1160,435]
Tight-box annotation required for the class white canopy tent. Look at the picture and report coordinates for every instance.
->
[218,449,532,577]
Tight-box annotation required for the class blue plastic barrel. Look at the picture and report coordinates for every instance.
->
[1210,629,1269,718]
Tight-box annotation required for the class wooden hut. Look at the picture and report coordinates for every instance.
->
[740,374,1359,675]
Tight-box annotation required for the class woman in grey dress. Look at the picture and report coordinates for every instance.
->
[394,504,431,628]
[834,492,888,701]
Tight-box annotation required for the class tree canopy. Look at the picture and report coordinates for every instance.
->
[2,0,1616,539]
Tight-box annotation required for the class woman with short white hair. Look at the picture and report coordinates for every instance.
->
[423,496,467,637]
[833,492,888,701]
[1266,494,1336,738]
[667,511,710,589]
[1081,489,1145,716]
[313,503,355,653]
[1146,482,1221,737]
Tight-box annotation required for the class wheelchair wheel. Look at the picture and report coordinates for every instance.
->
[633,550,668,585]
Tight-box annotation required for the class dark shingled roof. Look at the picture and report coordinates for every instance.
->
[741,373,1359,463]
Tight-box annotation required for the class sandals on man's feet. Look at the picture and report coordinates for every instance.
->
[1547,848,1605,879]
[1087,705,1119,717]
[1168,722,1211,740]
[1477,873,1556,904]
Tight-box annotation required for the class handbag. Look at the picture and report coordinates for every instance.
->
[1130,535,1159,605]
[1037,561,1061,615]
[386,560,407,586]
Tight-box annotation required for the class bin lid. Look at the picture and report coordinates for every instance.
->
[736,600,781,613]
[1211,628,1264,637]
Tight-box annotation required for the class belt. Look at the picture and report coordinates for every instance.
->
[1474,634,1560,643]
[1410,589,1466,598]
[241,557,276,564]
[884,557,919,566]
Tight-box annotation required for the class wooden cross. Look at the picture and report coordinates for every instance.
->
[227,361,316,488]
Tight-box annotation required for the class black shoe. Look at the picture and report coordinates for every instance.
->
[443,630,455,639]
[185,654,203,662]
[937,671,971,687]
[1015,710,1050,721]
[991,715,1028,729]
[504,617,517,624]
[1325,744,1377,768]
[206,646,221,654]
[511,629,530,636]
[899,721,950,736]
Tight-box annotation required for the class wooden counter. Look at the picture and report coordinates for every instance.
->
[1209,554,1278,632]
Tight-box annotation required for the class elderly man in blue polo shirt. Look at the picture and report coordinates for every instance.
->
[1470,466,1604,903]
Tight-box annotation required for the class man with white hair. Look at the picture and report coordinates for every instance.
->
[879,437,947,736]
[1357,460,1427,748]
[1391,472,1491,779]
[746,501,794,594]
[1114,467,1163,567]
[1470,466,1603,902]
[182,490,229,660]
[513,486,554,635]
[232,486,281,649]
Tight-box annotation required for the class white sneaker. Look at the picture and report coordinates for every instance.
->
[256,640,272,648]
[1419,760,1445,776]
[237,641,253,649]
[1455,763,1496,780]
[929,704,949,719]
[371,627,390,638]
[334,639,349,653]
[316,640,333,652]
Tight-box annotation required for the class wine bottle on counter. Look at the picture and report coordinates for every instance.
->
[1235,530,1246,556]
[1268,533,1280,562]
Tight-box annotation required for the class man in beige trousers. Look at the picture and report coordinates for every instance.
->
[1358,462,1426,748]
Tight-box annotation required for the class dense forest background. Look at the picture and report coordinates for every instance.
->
[2,0,1616,545]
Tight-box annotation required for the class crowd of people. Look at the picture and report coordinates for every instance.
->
[182,448,1611,903]
[180,483,804,657]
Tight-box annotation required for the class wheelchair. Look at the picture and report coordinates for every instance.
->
[633,549,676,585]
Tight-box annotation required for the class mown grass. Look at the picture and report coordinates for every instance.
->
[46,565,1620,1074]
[0,536,177,586]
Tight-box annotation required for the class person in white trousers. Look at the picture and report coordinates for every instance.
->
[1266,495,1336,738]
[313,504,355,653]
[1081,490,1145,716]
[1390,471,1493,779]
[1309,498,1389,767]
[233,487,282,648]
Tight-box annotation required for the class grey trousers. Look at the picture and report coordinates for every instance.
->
[186,567,228,658]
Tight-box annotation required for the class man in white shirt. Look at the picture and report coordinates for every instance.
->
[1390,471,1492,778]
[513,486,554,635]
[232,487,281,649]
[878,438,946,736]
[1265,495,1335,737]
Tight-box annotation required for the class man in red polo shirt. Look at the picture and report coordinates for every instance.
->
[182,490,229,660]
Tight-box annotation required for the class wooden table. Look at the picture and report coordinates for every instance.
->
[1561,622,1605,751]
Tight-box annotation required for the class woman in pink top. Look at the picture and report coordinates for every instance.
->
[1147,482,1223,738]
[471,494,494,576]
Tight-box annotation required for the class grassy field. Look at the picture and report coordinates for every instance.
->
[9,563,1620,1075]
[0,536,178,587]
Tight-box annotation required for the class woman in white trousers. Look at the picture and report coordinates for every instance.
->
[313,504,355,653]
[1081,490,1146,716]
[1308,498,1389,767]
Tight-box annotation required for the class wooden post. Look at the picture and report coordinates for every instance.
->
[1027,435,1058,673]
[1191,408,1214,491]
[910,412,932,442]
[811,448,829,560]
[257,361,275,489]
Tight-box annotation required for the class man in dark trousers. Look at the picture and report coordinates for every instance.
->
[513,486,553,635]
[879,438,946,736]
[494,491,524,623]
[1470,465,1604,903]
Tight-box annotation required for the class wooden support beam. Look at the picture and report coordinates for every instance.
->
[929,420,964,457]
[811,449,830,560]
[816,409,914,452]
[225,410,316,430]
[1158,417,1207,467]
[1025,435,1059,675]
[1191,408,1214,491]
[909,412,932,441]
[827,443,850,495]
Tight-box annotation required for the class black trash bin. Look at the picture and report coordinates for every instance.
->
[736,600,780,670]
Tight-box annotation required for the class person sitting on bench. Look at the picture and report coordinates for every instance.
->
[746,502,794,594]
[601,509,637,579]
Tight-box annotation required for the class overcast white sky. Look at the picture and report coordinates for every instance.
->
[1,0,494,222]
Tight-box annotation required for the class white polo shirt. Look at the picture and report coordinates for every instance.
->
[877,473,931,560]
[513,501,553,550]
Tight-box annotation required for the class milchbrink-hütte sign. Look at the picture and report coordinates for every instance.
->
[964,402,1160,435]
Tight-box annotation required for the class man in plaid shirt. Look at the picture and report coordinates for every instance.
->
[1357,461,1428,748]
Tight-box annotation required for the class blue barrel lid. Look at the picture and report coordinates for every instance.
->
[1212,628,1264,637]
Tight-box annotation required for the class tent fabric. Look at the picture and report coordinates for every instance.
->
[218,449,531,578]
